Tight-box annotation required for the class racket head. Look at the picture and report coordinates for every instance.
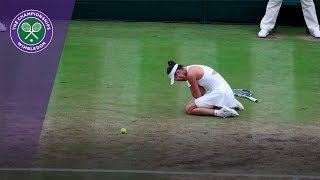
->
[21,22,31,32]
[233,89,253,97]
[32,22,42,32]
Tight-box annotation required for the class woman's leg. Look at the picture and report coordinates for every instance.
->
[185,100,215,116]
[185,99,239,117]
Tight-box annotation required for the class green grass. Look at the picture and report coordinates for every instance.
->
[49,21,320,124]
[25,21,320,177]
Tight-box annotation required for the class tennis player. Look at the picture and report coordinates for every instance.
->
[167,60,243,118]
[0,22,6,32]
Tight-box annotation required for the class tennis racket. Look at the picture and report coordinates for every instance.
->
[22,22,41,40]
[233,89,258,103]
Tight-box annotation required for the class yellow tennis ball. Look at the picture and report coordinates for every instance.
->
[121,128,127,134]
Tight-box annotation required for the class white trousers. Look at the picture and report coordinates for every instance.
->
[260,0,320,32]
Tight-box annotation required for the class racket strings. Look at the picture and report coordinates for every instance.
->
[21,23,31,32]
[233,89,252,97]
[32,23,42,32]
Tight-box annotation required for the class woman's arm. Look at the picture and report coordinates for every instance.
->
[187,72,202,98]
[199,86,206,96]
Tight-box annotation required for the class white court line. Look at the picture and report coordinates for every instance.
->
[0,168,320,179]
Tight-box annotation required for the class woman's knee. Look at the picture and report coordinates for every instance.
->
[185,101,197,115]
[185,106,192,115]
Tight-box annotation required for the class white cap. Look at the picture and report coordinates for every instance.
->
[168,64,178,85]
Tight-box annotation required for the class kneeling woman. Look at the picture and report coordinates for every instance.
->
[167,61,243,118]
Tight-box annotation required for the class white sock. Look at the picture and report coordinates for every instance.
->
[215,109,224,117]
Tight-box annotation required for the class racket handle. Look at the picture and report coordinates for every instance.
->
[248,96,258,103]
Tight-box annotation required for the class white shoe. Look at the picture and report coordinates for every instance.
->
[216,106,239,118]
[234,99,244,110]
[310,30,320,38]
[0,22,6,32]
[258,29,269,38]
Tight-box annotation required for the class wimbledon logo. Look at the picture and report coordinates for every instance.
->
[10,9,53,53]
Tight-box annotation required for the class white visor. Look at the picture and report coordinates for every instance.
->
[168,64,178,85]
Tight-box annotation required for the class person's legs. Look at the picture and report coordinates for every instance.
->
[185,100,239,117]
[0,22,6,32]
[185,100,214,115]
[300,0,320,37]
[259,0,282,37]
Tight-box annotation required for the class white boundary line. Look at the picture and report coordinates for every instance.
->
[0,168,320,179]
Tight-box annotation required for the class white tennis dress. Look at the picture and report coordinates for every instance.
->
[186,65,237,108]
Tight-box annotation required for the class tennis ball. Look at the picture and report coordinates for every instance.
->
[121,128,127,134]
